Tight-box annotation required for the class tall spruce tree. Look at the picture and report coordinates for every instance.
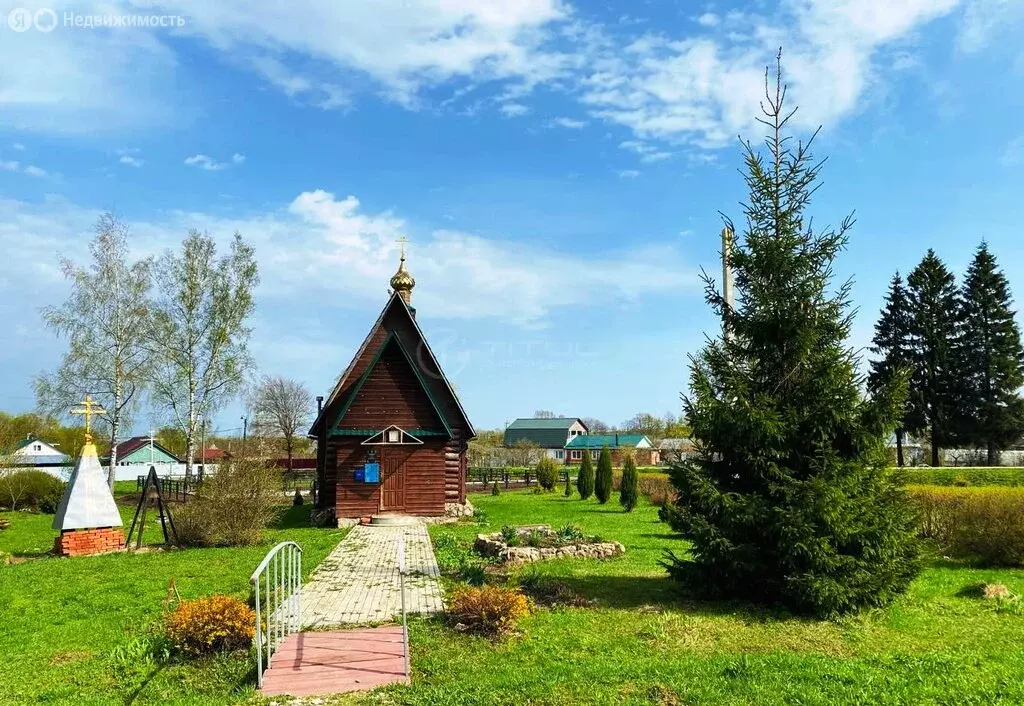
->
[905,250,959,467]
[955,242,1024,464]
[869,273,914,466]
[661,54,920,617]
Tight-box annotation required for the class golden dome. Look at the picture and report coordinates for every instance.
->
[390,245,415,304]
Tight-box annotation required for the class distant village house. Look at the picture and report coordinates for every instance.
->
[502,417,587,462]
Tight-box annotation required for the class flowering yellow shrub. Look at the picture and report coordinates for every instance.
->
[164,595,256,656]
[446,585,531,636]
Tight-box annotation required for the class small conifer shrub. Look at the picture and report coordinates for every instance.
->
[535,457,559,491]
[595,446,613,504]
[620,455,639,512]
[577,453,595,500]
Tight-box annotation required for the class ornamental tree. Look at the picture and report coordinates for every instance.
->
[576,452,595,500]
[954,242,1024,464]
[619,454,639,512]
[868,273,913,466]
[595,445,613,504]
[905,250,959,466]
[661,54,920,617]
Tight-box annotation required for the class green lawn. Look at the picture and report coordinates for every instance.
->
[376,490,1024,706]
[0,491,343,706]
[4,488,1024,705]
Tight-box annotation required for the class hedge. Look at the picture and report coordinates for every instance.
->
[612,471,671,505]
[901,467,1024,487]
[908,485,1024,566]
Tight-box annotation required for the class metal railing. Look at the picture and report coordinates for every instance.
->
[251,541,303,689]
[135,474,201,502]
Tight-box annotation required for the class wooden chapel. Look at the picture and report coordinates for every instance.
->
[308,247,475,520]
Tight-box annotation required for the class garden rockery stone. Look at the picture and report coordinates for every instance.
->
[474,525,625,565]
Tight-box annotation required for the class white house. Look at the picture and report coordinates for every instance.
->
[503,417,588,462]
[9,437,71,465]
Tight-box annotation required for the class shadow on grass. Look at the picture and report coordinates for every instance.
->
[639,533,685,541]
[269,504,312,530]
[547,573,806,625]
[558,574,680,608]
[123,663,168,706]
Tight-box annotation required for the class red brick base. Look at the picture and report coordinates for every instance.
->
[55,527,126,557]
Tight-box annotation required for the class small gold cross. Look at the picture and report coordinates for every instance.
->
[396,235,409,258]
[71,395,106,443]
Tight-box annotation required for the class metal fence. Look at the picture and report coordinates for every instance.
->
[467,467,577,489]
[251,541,303,689]
[467,466,536,488]
[134,474,202,502]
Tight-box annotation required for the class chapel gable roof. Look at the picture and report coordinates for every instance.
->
[308,293,474,439]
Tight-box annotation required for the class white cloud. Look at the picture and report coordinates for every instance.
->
[958,0,1024,52]
[0,189,691,326]
[0,160,49,177]
[619,140,673,163]
[0,0,983,151]
[550,117,587,129]
[11,143,25,151]
[154,0,571,106]
[249,55,350,109]
[618,169,641,179]
[119,155,144,168]
[500,103,530,117]
[184,153,245,171]
[580,0,962,148]
[0,6,181,134]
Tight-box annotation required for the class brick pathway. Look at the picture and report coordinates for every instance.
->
[261,627,407,697]
[301,523,444,628]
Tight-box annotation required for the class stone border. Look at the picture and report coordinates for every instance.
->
[474,526,624,565]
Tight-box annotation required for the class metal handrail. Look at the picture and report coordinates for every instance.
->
[250,541,303,689]
[397,534,410,681]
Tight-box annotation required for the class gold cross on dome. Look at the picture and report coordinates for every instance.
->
[71,394,106,443]
[396,235,409,258]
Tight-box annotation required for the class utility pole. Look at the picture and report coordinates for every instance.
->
[241,415,248,449]
[722,225,735,339]
[148,428,155,464]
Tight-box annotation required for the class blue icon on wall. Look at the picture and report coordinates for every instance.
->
[364,463,380,483]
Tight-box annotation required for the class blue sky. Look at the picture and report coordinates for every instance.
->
[1,0,1022,435]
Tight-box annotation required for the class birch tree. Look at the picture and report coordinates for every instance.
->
[252,375,313,470]
[37,213,152,488]
[150,230,258,479]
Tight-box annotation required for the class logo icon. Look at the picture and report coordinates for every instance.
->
[7,7,33,31]
[34,8,56,32]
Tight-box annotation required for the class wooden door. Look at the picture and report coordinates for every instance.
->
[379,447,407,512]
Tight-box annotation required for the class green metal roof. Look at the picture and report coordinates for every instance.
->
[506,417,583,430]
[565,434,650,449]
[504,418,585,448]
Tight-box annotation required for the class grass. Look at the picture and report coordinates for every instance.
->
[367,489,1024,706]
[0,488,342,705]
[4,485,1024,705]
